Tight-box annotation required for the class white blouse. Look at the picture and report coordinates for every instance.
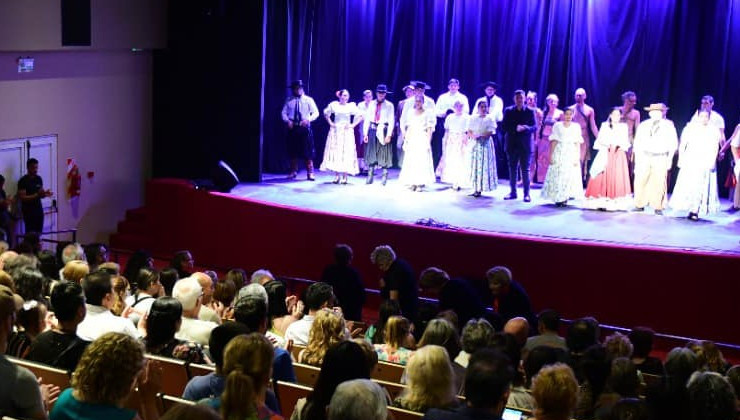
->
[550,122,584,144]
[444,113,469,133]
[467,115,495,137]
[324,101,359,126]
[594,122,630,150]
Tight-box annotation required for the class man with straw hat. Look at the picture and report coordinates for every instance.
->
[633,103,678,215]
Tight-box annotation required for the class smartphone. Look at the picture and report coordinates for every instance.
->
[502,408,523,420]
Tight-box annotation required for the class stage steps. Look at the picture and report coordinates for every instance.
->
[109,207,152,251]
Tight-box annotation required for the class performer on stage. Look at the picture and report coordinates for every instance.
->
[691,95,726,143]
[501,90,536,202]
[541,108,584,206]
[281,80,319,180]
[532,94,563,183]
[526,91,543,184]
[355,90,374,172]
[320,89,361,184]
[669,111,721,220]
[729,121,740,212]
[633,103,678,215]
[436,79,470,176]
[568,88,599,182]
[401,81,436,131]
[438,101,470,189]
[620,91,641,181]
[473,82,505,178]
[399,97,435,191]
[467,101,497,197]
[395,85,415,168]
[584,108,632,210]
[363,84,396,185]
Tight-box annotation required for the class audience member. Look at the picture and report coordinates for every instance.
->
[417,318,465,392]
[371,245,418,320]
[143,296,205,363]
[285,282,335,346]
[76,271,139,341]
[457,318,495,368]
[628,327,664,375]
[225,268,248,289]
[159,267,179,297]
[60,261,89,285]
[109,274,129,317]
[264,279,302,348]
[365,299,401,344]
[213,276,237,308]
[320,244,366,321]
[27,281,89,372]
[193,272,221,324]
[7,298,47,358]
[328,379,387,420]
[172,276,218,345]
[697,341,730,374]
[504,316,530,348]
[299,308,346,366]
[237,282,269,304]
[82,243,108,272]
[524,346,562,388]
[122,249,153,287]
[170,250,194,279]
[594,357,641,419]
[646,347,699,420]
[424,349,514,420]
[567,317,600,366]
[60,243,86,267]
[486,266,535,328]
[37,251,58,283]
[531,363,579,420]
[374,315,415,365]
[607,398,650,420]
[724,365,740,412]
[50,332,159,420]
[14,266,46,303]
[394,344,459,412]
[125,267,162,325]
[604,332,634,360]
[293,341,370,420]
[159,403,221,420]
[251,269,275,285]
[525,309,566,353]
[419,267,484,327]
[97,261,120,275]
[687,372,736,420]
[490,332,532,410]
[353,337,379,373]
[574,345,610,419]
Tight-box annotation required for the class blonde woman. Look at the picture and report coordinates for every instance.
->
[531,363,579,420]
[393,345,458,412]
[298,308,346,366]
[62,260,89,284]
[50,332,160,420]
[373,315,415,365]
[109,275,130,317]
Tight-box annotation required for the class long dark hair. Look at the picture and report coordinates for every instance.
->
[372,300,401,344]
[263,279,289,320]
[302,341,370,420]
[608,107,623,129]
[145,297,182,350]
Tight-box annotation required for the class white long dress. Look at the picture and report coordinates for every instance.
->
[541,122,584,203]
[669,122,721,215]
[320,101,360,175]
[436,113,471,187]
[399,109,436,186]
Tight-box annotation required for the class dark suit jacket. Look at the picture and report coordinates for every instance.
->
[424,406,502,420]
[501,105,536,153]
[497,280,536,327]
[439,278,486,327]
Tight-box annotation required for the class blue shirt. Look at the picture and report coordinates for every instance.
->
[183,372,282,414]
[50,388,136,420]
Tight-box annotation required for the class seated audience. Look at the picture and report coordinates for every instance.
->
[687,372,736,420]
[251,269,275,285]
[264,279,302,348]
[193,272,221,324]
[607,398,650,420]
[58,243,86,280]
[628,327,664,376]
[15,266,47,303]
[237,282,269,304]
[574,345,610,419]
[200,333,281,420]
[524,346,562,388]
[122,249,153,288]
[298,308,346,366]
[645,347,699,420]
[695,341,730,374]
[604,332,634,360]
[328,379,387,420]
[394,344,459,412]
[419,267,484,327]
[525,309,567,353]
[594,357,640,419]
[486,266,535,328]
[0,284,48,420]
[423,349,514,420]
[172,276,218,345]
[417,318,465,393]
[320,244,366,321]
[292,340,370,420]
[159,403,221,420]
[725,365,740,412]
[76,271,139,341]
[371,245,418,321]
[37,251,58,283]
[170,250,194,279]
[225,268,248,289]
[374,315,415,365]
[531,363,579,420]
[456,318,495,368]
[143,296,205,363]
[365,299,401,344]
[504,316,530,348]
[27,281,89,372]
[7,298,47,358]
[490,332,533,410]
[97,261,121,275]
[60,261,89,285]
[353,337,379,373]
[285,282,335,346]
[82,243,108,272]
[109,274,129,317]
[233,296,296,383]
[567,317,600,369]
[213,276,237,308]
[50,332,159,420]
[159,267,179,297]
[125,267,162,326]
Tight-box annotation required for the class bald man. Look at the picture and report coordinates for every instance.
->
[568,88,599,182]
[193,272,222,324]
[504,317,530,347]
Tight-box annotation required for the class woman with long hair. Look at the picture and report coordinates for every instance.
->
[263,279,303,348]
[143,297,205,363]
[122,249,153,286]
[394,345,458,412]
[533,94,563,183]
[298,308,345,366]
[365,299,401,344]
[417,318,465,393]
[110,275,129,317]
[125,267,162,325]
[374,315,415,365]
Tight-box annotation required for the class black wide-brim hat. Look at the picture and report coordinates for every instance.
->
[481,81,499,89]
[410,80,431,90]
[376,84,393,94]
[288,80,304,88]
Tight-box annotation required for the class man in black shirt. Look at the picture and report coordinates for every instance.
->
[17,158,52,233]
[501,90,536,202]
[26,281,89,372]
[371,245,417,321]
[320,244,366,321]
[418,267,484,327]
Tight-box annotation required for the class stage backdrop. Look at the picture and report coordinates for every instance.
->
[263,0,740,189]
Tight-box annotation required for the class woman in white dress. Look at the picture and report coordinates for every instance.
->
[437,101,470,189]
[467,101,497,197]
[399,98,436,191]
[541,108,584,206]
[584,108,632,211]
[320,89,360,184]
[669,110,721,220]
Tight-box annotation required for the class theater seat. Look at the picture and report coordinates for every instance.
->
[275,380,312,419]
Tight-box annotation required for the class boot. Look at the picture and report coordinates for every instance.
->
[366,166,375,184]
[288,159,298,179]
[381,168,388,186]
[306,160,315,181]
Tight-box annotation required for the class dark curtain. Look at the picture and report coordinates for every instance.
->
[263,0,740,194]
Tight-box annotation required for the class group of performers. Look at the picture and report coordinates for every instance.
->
[281,79,739,220]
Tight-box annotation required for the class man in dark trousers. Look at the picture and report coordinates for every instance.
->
[17,158,52,233]
[501,90,536,202]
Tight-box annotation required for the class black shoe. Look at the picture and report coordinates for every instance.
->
[555,201,567,207]
[654,209,663,215]
[688,212,699,221]
[366,167,375,184]
[634,207,645,212]
[381,170,388,186]
[332,177,340,184]
[504,194,518,200]
[307,173,315,181]
[523,195,531,203]
[469,191,482,197]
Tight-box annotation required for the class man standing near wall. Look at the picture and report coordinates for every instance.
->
[17,158,52,234]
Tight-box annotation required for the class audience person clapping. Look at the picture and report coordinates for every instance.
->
[298,308,346,366]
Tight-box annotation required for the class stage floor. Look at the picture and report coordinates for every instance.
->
[231,169,740,255]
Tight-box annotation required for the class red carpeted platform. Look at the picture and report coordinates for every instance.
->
[117,179,740,345]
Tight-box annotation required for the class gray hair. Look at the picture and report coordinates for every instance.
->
[250,269,274,285]
[461,318,495,354]
[328,379,387,420]
[62,243,87,265]
[370,245,396,266]
[237,283,269,305]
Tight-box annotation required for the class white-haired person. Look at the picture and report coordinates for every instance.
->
[370,245,417,321]
[192,272,221,324]
[328,379,387,420]
[172,277,218,345]
[251,269,275,285]
[393,345,459,413]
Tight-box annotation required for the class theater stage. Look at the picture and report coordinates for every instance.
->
[232,170,740,255]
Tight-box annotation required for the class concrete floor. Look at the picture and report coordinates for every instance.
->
[230,169,740,255]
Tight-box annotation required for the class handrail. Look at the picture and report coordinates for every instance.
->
[17,229,77,243]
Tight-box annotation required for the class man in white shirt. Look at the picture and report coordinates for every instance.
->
[363,84,395,185]
[284,282,335,346]
[281,79,320,180]
[356,90,374,172]
[435,78,470,168]
[691,95,725,142]
[474,82,505,177]
[77,271,139,341]
[172,276,218,346]
[193,272,221,324]
[396,85,415,167]
[633,103,678,215]
[400,81,436,134]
